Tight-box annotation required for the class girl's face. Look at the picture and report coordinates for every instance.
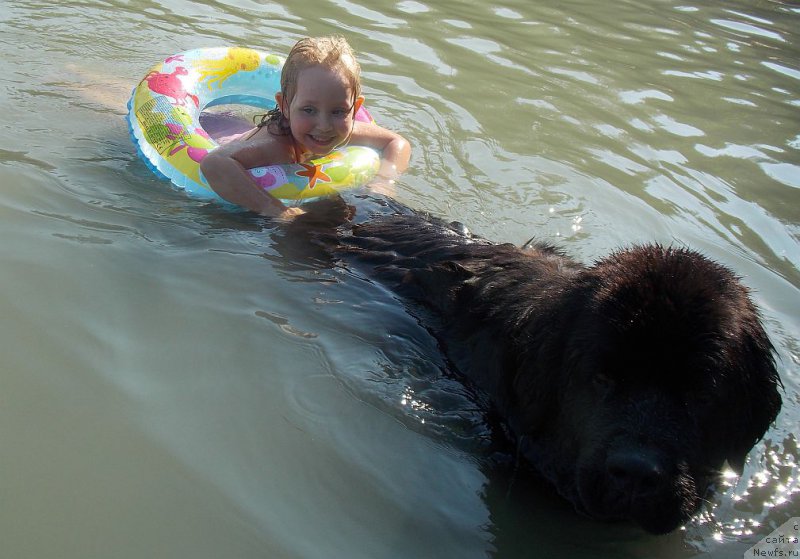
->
[277,65,363,157]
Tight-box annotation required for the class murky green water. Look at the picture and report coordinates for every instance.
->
[0,1,798,557]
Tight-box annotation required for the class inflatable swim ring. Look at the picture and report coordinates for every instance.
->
[127,47,380,201]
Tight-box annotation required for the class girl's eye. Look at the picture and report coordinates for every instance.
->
[301,107,315,114]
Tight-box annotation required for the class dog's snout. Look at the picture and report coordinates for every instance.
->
[607,449,667,496]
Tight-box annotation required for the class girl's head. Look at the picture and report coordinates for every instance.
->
[280,36,362,111]
[260,36,364,156]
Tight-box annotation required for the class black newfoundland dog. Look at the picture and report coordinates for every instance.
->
[286,198,782,535]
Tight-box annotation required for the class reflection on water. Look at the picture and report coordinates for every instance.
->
[0,0,798,558]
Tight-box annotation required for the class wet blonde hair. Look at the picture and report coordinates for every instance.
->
[257,35,362,134]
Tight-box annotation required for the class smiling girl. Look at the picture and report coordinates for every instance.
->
[200,36,411,218]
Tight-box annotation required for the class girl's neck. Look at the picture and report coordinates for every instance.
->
[290,140,311,163]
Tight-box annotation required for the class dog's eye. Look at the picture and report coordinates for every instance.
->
[593,373,615,392]
[692,390,714,407]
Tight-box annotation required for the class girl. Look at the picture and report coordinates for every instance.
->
[200,36,411,218]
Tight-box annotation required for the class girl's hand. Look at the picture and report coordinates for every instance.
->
[277,206,306,220]
[367,178,397,197]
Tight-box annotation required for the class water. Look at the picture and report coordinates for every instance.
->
[0,0,798,557]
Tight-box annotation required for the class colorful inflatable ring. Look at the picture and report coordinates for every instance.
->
[127,47,380,201]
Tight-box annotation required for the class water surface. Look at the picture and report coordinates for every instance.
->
[0,1,798,557]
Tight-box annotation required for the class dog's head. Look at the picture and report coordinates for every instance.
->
[515,245,782,534]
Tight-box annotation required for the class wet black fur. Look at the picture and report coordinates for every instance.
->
[286,198,782,534]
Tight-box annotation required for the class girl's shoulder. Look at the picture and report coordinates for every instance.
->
[212,126,295,168]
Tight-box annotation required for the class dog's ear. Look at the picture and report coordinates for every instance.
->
[507,363,557,435]
[724,328,782,473]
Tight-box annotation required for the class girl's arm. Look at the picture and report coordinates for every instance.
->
[350,121,411,190]
[200,130,299,217]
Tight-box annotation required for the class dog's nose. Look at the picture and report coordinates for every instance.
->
[607,449,666,495]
